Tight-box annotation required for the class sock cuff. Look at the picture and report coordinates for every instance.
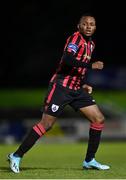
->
[33,123,46,137]
[90,122,104,131]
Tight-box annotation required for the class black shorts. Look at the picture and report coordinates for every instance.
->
[43,82,96,117]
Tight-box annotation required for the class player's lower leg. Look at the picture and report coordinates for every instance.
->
[8,122,46,173]
[14,122,46,157]
[8,114,56,173]
[85,123,103,162]
[83,122,110,170]
[8,113,56,173]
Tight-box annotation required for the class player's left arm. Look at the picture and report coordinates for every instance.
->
[82,84,93,94]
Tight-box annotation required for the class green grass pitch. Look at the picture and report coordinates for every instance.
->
[0,142,126,179]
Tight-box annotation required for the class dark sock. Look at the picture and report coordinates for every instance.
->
[14,123,46,158]
[85,128,102,162]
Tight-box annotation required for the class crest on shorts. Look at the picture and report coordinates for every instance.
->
[51,104,59,112]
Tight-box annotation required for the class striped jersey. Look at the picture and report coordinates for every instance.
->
[50,31,95,90]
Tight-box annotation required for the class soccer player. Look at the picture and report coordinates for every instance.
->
[8,13,110,173]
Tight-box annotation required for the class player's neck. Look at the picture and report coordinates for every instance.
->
[80,32,92,42]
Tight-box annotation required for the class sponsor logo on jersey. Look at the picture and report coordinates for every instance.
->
[51,104,59,112]
[67,43,78,53]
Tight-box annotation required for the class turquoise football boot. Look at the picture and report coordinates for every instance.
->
[83,158,110,170]
[7,153,21,173]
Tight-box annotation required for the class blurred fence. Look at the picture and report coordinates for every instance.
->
[0,105,126,144]
[87,66,126,90]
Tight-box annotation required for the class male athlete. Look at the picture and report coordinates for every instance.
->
[8,13,110,173]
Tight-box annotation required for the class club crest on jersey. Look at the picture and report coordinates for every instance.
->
[51,104,59,112]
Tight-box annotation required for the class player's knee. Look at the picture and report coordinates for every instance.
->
[90,114,105,130]
[93,114,105,124]
[39,120,53,131]
[40,115,56,131]
[46,120,55,131]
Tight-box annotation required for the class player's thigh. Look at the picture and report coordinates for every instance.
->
[43,83,72,117]
[79,104,105,123]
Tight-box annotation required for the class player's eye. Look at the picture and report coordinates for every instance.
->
[82,23,86,26]
[90,23,95,26]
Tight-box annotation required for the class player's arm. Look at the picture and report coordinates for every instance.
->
[62,51,92,68]
[62,51,104,69]
[82,84,93,94]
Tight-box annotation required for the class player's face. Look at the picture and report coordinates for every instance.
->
[78,16,96,37]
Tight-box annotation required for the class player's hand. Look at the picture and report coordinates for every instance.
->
[82,84,93,94]
[92,61,104,69]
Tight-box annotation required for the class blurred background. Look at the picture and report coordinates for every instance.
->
[0,0,126,144]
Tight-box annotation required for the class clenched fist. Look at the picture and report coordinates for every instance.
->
[92,61,104,69]
[82,84,93,94]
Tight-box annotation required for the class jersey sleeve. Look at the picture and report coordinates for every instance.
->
[62,33,92,68]
[64,33,81,55]
[62,51,92,68]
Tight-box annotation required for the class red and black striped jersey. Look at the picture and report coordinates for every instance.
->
[50,31,95,90]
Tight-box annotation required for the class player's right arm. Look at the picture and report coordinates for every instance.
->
[62,52,104,70]
[62,51,92,68]
[62,34,103,70]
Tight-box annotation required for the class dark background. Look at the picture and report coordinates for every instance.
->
[1,0,126,88]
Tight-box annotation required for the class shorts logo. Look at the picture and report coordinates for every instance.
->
[51,104,59,112]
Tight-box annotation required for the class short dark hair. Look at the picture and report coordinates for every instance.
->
[78,12,96,24]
